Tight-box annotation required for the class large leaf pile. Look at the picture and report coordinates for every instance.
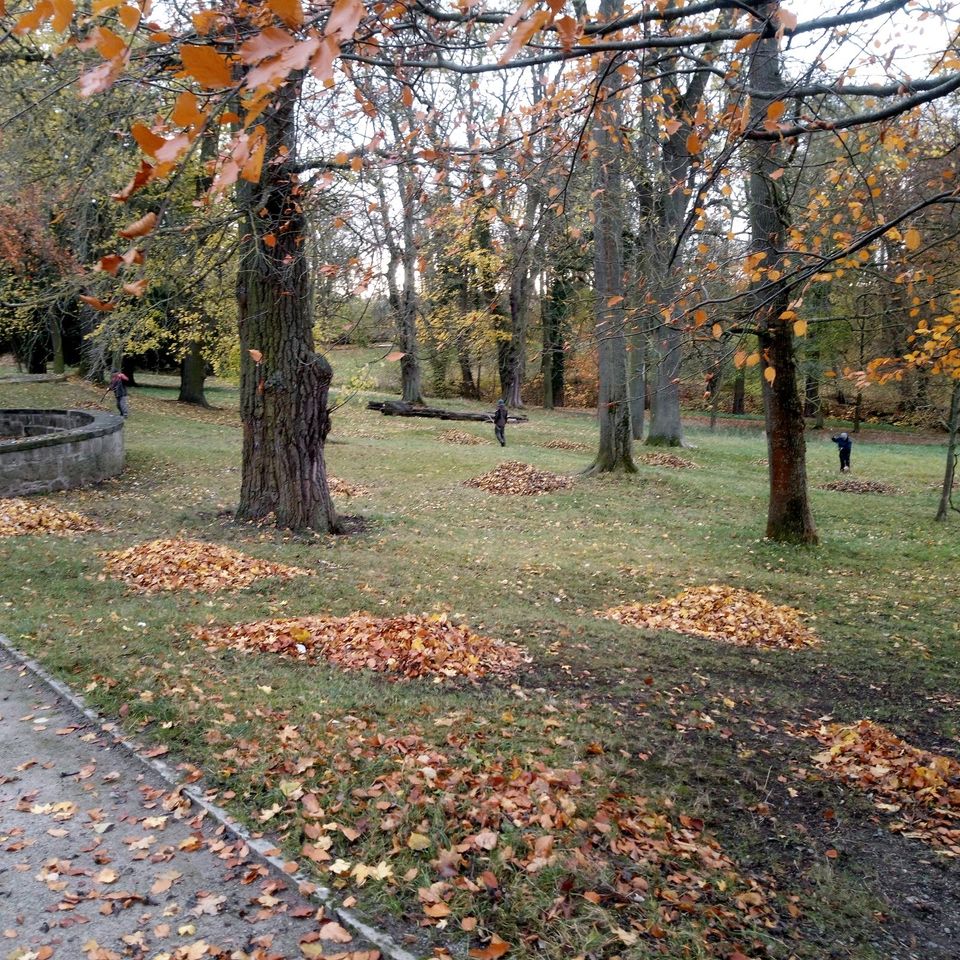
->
[805,720,960,856]
[599,584,818,650]
[195,613,527,681]
[438,429,489,446]
[0,498,98,537]
[640,452,698,469]
[818,478,899,494]
[100,538,309,593]
[328,476,369,497]
[465,460,573,496]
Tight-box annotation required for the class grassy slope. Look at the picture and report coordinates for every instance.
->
[1,361,958,960]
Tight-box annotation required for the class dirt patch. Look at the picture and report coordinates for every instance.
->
[0,498,99,537]
[599,584,818,650]
[100,538,309,592]
[465,460,574,496]
[196,612,528,681]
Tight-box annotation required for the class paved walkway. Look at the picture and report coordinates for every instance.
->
[0,652,378,960]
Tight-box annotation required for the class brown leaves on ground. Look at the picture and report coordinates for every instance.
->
[328,476,369,497]
[803,719,960,856]
[100,538,309,593]
[818,477,899,494]
[640,452,699,469]
[541,438,589,451]
[599,584,818,650]
[195,612,528,681]
[465,460,573,496]
[438,429,489,446]
[0,498,99,537]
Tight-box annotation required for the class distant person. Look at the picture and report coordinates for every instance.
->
[492,399,508,447]
[108,371,130,418]
[831,431,852,472]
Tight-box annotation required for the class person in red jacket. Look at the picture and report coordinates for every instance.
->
[108,371,130,418]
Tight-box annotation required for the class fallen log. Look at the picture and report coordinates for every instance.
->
[367,400,528,423]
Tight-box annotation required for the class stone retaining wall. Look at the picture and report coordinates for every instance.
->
[0,409,124,496]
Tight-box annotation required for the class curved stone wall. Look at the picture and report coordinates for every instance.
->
[0,409,124,497]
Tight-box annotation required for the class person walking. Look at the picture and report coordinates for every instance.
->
[492,399,508,447]
[831,431,852,472]
[108,371,130,418]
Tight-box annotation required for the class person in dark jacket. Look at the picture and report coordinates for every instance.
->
[108,371,130,418]
[492,399,508,447]
[831,431,852,472]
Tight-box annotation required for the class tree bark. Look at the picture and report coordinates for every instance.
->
[748,3,817,544]
[178,340,208,406]
[731,366,746,414]
[935,379,960,522]
[49,311,64,375]
[235,76,338,533]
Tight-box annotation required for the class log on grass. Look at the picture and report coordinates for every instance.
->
[367,400,528,423]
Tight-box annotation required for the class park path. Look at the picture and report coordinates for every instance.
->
[0,652,381,960]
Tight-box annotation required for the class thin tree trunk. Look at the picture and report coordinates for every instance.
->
[178,340,208,406]
[49,312,64,374]
[935,379,960,522]
[628,315,646,439]
[748,3,817,544]
[731,367,746,414]
[235,75,338,533]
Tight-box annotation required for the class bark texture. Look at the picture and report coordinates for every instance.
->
[935,379,959,522]
[178,341,208,406]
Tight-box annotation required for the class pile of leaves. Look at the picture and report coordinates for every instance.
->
[195,612,527,681]
[599,584,818,650]
[818,478,899,494]
[0,498,99,537]
[542,438,589,451]
[438,429,489,446]
[804,720,960,856]
[100,538,309,593]
[640,452,698,469]
[328,476,369,497]
[465,460,573,496]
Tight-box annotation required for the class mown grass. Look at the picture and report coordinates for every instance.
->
[1,361,958,960]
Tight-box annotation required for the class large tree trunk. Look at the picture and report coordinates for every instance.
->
[935,379,959,522]
[748,4,817,545]
[587,0,635,474]
[178,340,208,406]
[235,77,338,533]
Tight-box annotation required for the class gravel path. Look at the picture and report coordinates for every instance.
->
[0,653,379,960]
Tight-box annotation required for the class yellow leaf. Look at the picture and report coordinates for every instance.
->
[712,323,722,339]
[904,228,921,251]
[746,351,760,367]
[764,366,777,383]
[793,319,808,336]
[407,832,430,850]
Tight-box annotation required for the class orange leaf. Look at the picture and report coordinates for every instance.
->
[262,233,277,248]
[172,91,204,127]
[79,295,116,311]
[499,10,550,64]
[664,118,682,136]
[793,319,808,336]
[385,351,405,362]
[554,15,579,51]
[350,155,363,173]
[686,131,702,154]
[123,279,148,297]
[121,247,144,266]
[776,7,798,30]
[131,122,165,157]
[765,101,787,124]
[97,254,123,275]
[112,161,154,201]
[607,295,624,307]
[324,0,364,39]
[401,85,413,108]
[51,0,73,31]
[15,1,53,34]
[93,25,126,59]
[239,26,296,64]
[733,32,760,53]
[423,902,452,918]
[119,211,157,239]
[117,4,139,30]
[269,0,303,28]
[180,44,233,89]
[712,322,722,339]
[904,228,921,251]
[469,937,510,960]
[764,366,777,384]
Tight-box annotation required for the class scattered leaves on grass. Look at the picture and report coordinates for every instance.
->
[599,584,818,650]
[438,429,489,446]
[541,438,589,451]
[465,460,573,496]
[640,452,699,469]
[195,612,528,681]
[100,538,309,593]
[818,478,899,495]
[0,498,99,537]
[801,719,960,856]
[327,476,370,498]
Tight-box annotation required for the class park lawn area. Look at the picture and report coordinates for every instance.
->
[1,365,959,960]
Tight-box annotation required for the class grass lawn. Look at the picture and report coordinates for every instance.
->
[1,359,958,960]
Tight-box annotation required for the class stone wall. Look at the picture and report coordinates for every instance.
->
[0,409,124,497]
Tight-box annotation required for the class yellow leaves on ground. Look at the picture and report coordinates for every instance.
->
[639,452,698,470]
[542,439,589,451]
[0,498,98,537]
[818,478,899,495]
[99,538,309,593]
[805,720,960,857]
[327,476,369,497]
[195,612,527,682]
[465,460,573,496]
[438,429,489,446]
[599,584,818,650]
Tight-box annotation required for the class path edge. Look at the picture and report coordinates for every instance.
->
[0,632,420,960]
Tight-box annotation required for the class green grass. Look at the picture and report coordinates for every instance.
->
[1,361,958,960]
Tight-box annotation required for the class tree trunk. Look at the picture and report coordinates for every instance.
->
[628,315,646,439]
[748,4,817,545]
[398,174,424,405]
[178,340,208,406]
[235,76,338,533]
[731,367,746,414]
[49,312,65,374]
[587,0,635,474]
[935,379,960,522]
[120,355,138,386]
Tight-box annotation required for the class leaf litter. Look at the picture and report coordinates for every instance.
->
[438,429,489,446]
[194,612,528,681]
[640,452,699,469]
[817,478,899,494]
[0,498,99,537]
[465,460,573,496]
[99,538,309,593]
[800,719,960,856]
[541,439,589,451]
[328,476,370,497]
[599,584,819,650]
